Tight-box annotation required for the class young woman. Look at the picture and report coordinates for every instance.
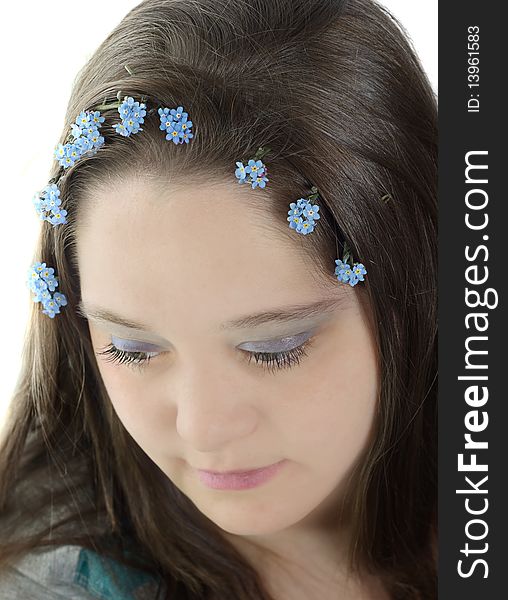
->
[0,0,437,598]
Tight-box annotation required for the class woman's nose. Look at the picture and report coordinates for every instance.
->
[173,360,259,451]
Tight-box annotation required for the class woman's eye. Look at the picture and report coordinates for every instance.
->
[95,334,315,375]
[241,336,315,375]
[95,339,163,373]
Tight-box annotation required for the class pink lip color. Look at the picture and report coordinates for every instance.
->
[196,460,287,490]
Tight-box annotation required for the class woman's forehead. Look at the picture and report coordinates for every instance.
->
[76,178,343,335]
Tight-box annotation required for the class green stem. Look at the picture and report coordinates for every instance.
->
[342,240,353,265]
[253,146,271,161]
[307,185,320,202]
[94,101,122,111]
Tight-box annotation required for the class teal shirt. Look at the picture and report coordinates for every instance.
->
[0,544,164,599]
[74,547,161,599]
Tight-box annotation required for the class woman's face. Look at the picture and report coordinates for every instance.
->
[76,176,380,540]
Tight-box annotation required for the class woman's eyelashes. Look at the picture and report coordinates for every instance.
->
[95,336,162,372]
[95,332,316,375]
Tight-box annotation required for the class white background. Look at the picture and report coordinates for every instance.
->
[0,1,437,428]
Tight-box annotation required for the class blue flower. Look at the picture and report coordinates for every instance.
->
[32,193,47,220]
[159,105,193,144]
[235,161,247,182]
[27,274,47,295]
[158,108,173,130]
[45,279,58,293]
[303,203,320,221]
[287,195,321,235]
[47,209,68,226]
[71,123,85,138]
[233,159,268,189]
[352,263,367,278]
[40,265,55,279]
[76,111,91,127]
[296,220,315,235]
[165,121,183,144]
[350,272,360,286]
[89,111,105,127]
[288,215,303,230]
[125,116,143,135]
[38,288,52,303]
[235,153,270,188]
[251,173,269,189]
[33,183,67,227]
[334,259,367,287]
[119,96,136,117]
[113,122,128,136]
[335,261,352,283]
[54,144,66,161]
[27,262,66,318]
[91,133,105,149]
[46,184,60,202]
[179,118,193,136]
[180,130,193,144]
[170,106,187,121]
[42,297,61,318]
[75,136,93,156]
[288,202,303,217]
[132,103,147,121]
[245,159,265,178]
[53,292,68,307]
[114,97,147,137]
[63,144,81,166]
[55,109,105,169]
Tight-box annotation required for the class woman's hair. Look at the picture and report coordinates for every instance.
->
[0,0,437,598]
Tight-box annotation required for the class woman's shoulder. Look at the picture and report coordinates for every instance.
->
[0,543,163,600]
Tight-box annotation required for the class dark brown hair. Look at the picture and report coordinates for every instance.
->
[0,0,437,598]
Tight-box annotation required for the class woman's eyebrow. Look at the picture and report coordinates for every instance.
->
[219,296,348,329]
[77,296,348,333]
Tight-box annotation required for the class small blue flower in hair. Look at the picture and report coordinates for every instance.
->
[114,96,147,136]
[350,263,367,284]
[158,105,193,144]
[335,260,352,284]
[32,183,68,227]
[234,147,270,189]
[287,187,321,235]
[335,259,367,287]
[246,160,269,189]
[27,262,68,318]
[54,110,105,168]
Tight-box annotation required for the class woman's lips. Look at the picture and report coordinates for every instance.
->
[195,459,287,490]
